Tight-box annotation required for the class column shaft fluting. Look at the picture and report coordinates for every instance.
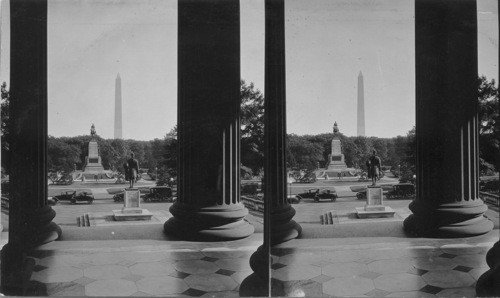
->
[1,0,61,294]
[404,0,493,237]
[163,0,253,241]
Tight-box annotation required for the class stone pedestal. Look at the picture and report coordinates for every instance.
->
[113,189,152,221]
[403,0,493,237]
[356,186,395,218]
[163,0,253,241]
[1,0,62,294]
[327,138,347,171]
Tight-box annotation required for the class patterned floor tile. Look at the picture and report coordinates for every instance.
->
[407,267,428,276]
[122,274,144,282]
[230,270,252,284]
[365,288,390,297]
[117,251,166,263]
[368,258,412,274]
[136,276,189,295]
[453,254,488,268]
[270,263,286,270]
[85,279,137,296]
[215,258,252,272]
[31,266,84,283]
[184,274,238,292]
[468,267,489,280]
[358,271,382,280]
[51,283,85,297]
[216,269,235,276]
[356,257,375,264]
[80,252,125,266]
[84,264,131,280]
[312,274,334,283]
[438,253,456,259]
[201,256,218,262]
[325,250,363,263]
[169,271,191,279]
[129,261,176,277]
[73,276,96,286]
[323,276,375,297]
[419,285,443,294]
[422,270,475,288]
[437,287,477,297]
[130,291,154,297]
[374,273,426,292]
[322,262,368,278]
[200,290,240,297]
[182,288,206,297]
[201,249,245,259]
[386,291,437,297]
[272,264,322,281]
[163,251,205,261]
[274,279,324,297]
[175,260,220,275]
[453,265,473,272]
[413,257,456,271]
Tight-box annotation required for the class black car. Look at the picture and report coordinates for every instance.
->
[386,183,415,200]
[296,188,337,202]
[143,186,173,202]
[54,190,94,204]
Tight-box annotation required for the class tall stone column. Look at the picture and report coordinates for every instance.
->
[403,0,493,237]
[163,0,253,241]
[1,0,62,294]
[247,0,302,284]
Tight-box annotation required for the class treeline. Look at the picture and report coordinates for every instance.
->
[47,135,173,175]
[287,128,415,176]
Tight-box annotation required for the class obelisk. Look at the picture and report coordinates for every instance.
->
[357,71,365,137]
[114,73,123,139]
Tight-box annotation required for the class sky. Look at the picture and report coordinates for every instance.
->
[0,0,498,140]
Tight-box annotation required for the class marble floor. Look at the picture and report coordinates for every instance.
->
[271,231,497,297]
[22,229,498,297]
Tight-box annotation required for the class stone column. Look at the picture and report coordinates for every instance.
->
[403,0,493,237]
[248,0,302,282]
[1,0,62,294]
[163,0,254,241]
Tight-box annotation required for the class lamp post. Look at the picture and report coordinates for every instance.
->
[398,164,401,179]
[155,167,158,181]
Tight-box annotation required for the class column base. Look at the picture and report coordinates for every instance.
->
[164,203,254,241]
[476,241,500,297]
[239,272,269,297]
[1,206,61,295]
[249,245,269,280]
[271,205,302,245]
[403,199,493,237]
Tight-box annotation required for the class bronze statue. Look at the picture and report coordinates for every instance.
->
[90,123,96,137]
[333,121,339,134]
[366,150,382,186]
[127,153,140,188]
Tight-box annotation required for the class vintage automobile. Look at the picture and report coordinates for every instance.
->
[386,183,416,200]
[287,194,301,204]
[113,188,148,202]
[54,190,94,204]
[296,188,337,202]
[143,186,173,202]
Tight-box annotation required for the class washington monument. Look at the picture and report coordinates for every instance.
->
[114,73,123,139]
[357,71,365,137]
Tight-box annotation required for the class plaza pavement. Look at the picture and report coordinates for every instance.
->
[1,177,497,297]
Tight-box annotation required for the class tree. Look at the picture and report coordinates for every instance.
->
[240,80,265,175]
[1,82,10,173]
[286,134,324,171]
[47,136,81,173]
[478,76,499,174]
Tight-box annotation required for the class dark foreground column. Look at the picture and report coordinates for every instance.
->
[404,0,493,237]
[163,0,254,241]
[242,1,301,295]
[1,0,62,294]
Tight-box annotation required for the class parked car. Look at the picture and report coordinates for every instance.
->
[386,183,415,200]
[54,190,94,204]
[47,196,58,206]
[287,194,301,204]
[296,188,337,202]
[143,186,173,202]
[355,184,394,200]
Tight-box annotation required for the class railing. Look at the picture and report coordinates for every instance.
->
[480,191,499,207]
[241,195,264,213]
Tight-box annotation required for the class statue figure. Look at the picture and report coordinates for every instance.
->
[333,122,339,134]
[126,153,140,188]
[366,150,382,186]
[90,123,96,137]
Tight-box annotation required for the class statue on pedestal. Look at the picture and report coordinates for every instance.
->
[366,150,382,186]
[126,153,140,189]
[90,123,96,137]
